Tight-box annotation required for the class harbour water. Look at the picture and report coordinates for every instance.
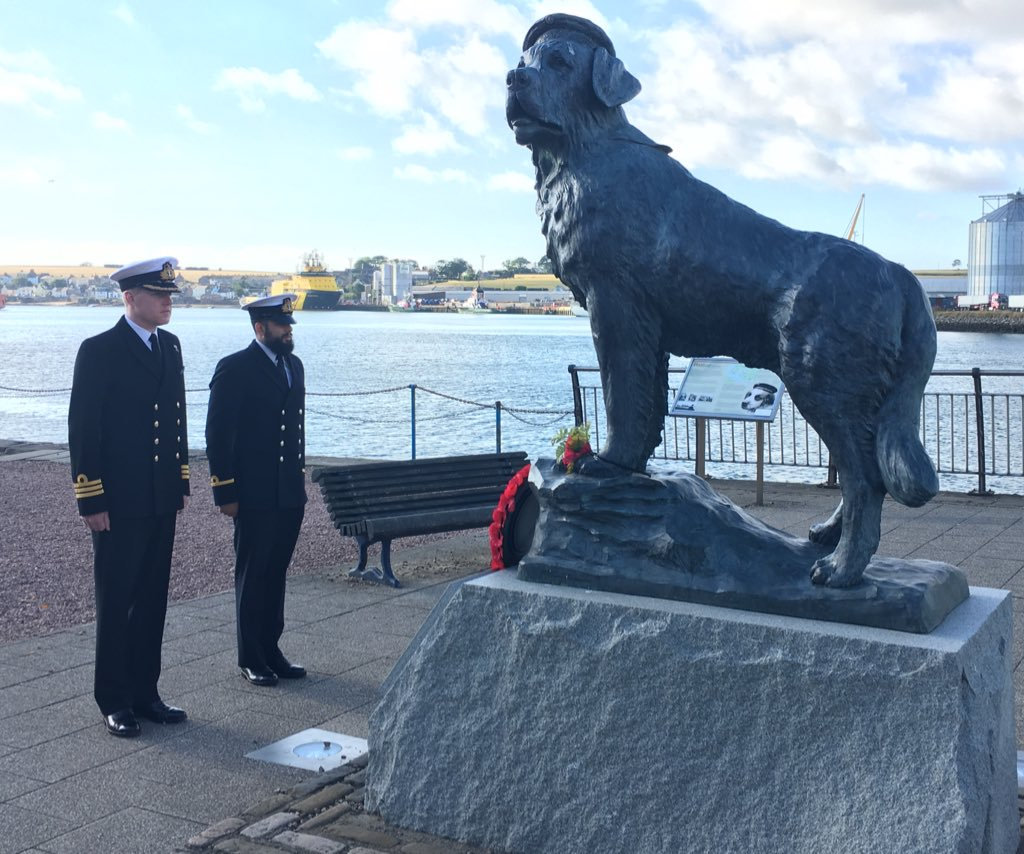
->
[3,304,1024,474]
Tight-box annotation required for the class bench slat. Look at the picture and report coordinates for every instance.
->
[365,506,496,540]
[323,485,507,510]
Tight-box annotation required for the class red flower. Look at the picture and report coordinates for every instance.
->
[561,441,592,473]
[488,464,532,570]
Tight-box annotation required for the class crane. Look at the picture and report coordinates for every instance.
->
[844,193,865,242]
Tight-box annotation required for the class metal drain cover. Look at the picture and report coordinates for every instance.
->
[246,728,368,771]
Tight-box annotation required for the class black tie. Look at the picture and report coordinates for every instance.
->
[276,354,289,387]
[149,333,161,365]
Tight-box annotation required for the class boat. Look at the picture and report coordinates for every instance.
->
[268,250,342,310]
[457,285,491,314]
[388,297,416,312]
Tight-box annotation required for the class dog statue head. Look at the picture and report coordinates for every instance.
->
[506,13,642,148]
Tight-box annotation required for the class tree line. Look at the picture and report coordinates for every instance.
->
[347,255,552,284]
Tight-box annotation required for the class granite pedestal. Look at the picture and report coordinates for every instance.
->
[366,574,1017,854]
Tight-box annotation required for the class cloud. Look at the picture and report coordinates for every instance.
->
[687,0,1024,47]
[112,3,135,25]
[0,50,82,114]
[337,146,374,161]
[92,111,130,131]
[622,11,1022,194]
[896,56,1024,144]
[176,104,215,134]
[316,23,423,117]
[424,34,509,136]
[313,2,1022,196]
[487,171,534,193]
[387,0,526,40]
[393,113,466,156]
[318,22,507,135]
[835,142,1007,192]
[394,164,471,184]
[214,67,322,112]
[0,163,47,186]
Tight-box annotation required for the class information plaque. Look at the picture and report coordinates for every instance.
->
[670,357,785,422]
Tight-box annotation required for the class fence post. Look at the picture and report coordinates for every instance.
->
[970,367,992,495]
[409,384,417,460]
[825,455,838,488]
[755,421,764,506]
[568,364,584,427]
[495,401,502,452]
[695,417,706,478]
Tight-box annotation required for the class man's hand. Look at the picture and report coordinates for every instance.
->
[84,511,110,532]
[219,502,238,518]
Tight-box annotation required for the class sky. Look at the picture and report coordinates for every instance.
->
[1,0,1022,274]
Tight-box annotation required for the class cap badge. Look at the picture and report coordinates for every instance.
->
[159,262,175,282]
[282,298,293,314]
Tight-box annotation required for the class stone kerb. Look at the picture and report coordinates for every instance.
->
[366,573,1018,854]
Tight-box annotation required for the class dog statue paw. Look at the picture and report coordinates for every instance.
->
[810,555,864,588]
[572,454,636,479]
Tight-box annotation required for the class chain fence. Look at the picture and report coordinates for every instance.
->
[1,379,575,459]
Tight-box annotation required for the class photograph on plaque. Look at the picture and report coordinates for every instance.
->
[670,357,785,422]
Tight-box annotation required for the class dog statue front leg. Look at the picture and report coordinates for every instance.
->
[577,292,663,476]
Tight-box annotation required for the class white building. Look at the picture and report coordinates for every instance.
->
[373,261,414,304]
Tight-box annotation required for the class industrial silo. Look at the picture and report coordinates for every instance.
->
[968,192,1024,296]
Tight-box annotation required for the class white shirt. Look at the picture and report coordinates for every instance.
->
[256,339,291,386]
[124,314,157,350]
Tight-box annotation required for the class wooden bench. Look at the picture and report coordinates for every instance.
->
[311,451,529,587]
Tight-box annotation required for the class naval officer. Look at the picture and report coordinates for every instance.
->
[68,256,190,737]
[206,294,307,686]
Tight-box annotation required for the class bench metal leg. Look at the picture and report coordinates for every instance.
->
[347,535,401,588]
[378,539,400,588]
[348,535,370,580]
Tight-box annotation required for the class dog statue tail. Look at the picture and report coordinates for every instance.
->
[875,284,940,508]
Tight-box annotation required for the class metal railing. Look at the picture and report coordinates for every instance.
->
[568,365,1024,495]
[6,366,1023,493]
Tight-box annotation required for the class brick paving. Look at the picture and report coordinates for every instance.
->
[1,444,1023,852]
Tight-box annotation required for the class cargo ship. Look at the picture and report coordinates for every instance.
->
[269,250,341,310]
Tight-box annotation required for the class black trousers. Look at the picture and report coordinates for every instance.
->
[232,507,304,669]
[91,513,176,715]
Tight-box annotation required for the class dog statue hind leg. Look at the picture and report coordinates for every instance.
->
[797,261,939,587]
[807,422,887,587]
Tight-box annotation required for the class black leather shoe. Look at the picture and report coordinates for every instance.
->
[269,656,306,679]
[104,709,141,738]
[133,699,187,724]
[240,665,278,687]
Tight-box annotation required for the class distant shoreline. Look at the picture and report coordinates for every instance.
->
[7,302,1024,332]
[933,311,1024,334]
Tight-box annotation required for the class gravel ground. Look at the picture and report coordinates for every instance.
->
[0,458,490,643]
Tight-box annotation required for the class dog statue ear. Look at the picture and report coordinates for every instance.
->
[592,47,641,107]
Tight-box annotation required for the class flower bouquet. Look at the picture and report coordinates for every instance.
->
[552,422,592,472]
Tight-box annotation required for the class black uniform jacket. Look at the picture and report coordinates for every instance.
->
[205,341,307,511]
[68,317,190,517]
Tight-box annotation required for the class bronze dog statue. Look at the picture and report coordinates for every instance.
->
[506,14,939,588]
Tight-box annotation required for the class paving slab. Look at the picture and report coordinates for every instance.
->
[36,806,203,854]
[0,770,45,803]
[0,803,75,854]
[0,719,154,783]
[228,667,386,725]
[0,693,96,749]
